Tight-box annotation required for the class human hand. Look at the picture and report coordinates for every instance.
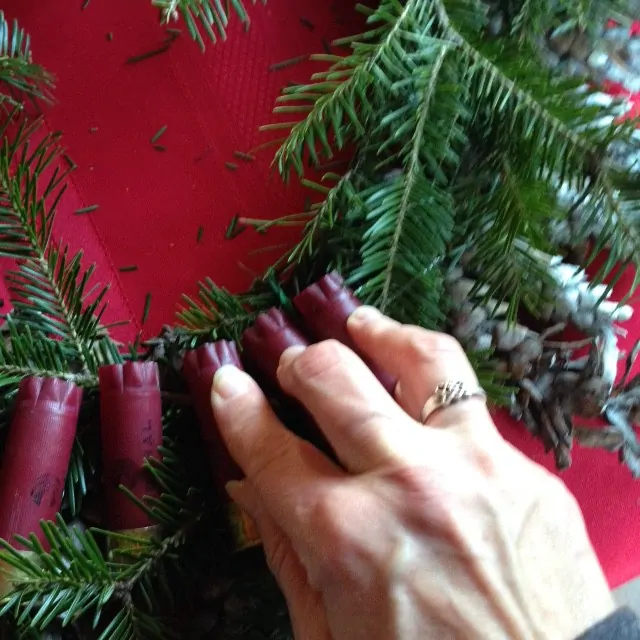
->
[211,307,614,640]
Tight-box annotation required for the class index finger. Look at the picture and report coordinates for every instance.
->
[211,365,345,538]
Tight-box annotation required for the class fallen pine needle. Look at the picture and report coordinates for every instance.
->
[151,125,167,144]
[75,205,99,215]
[142,293,152,324]
[126,43,171,65]
[269,55,308,72]
[233,151,255,162]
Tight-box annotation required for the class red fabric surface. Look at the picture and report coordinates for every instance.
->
[5,1,640,587]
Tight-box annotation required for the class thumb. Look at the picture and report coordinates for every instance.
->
[226,481,331,640]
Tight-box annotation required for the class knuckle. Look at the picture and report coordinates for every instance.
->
[308,487,343,534]
[465,438,500,478]
[403,329,464,364]
[384,465,438,507]
[289,340,347,384]
[383,465,463,536]
[306,488,356,574]
[247,430,298,483]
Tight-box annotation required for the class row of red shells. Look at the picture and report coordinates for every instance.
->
[0,273,393,544]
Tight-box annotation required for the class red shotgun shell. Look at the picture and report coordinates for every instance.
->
[242,309,333,450]
[182,341,243,487]
[183,342,261,550]
[293,272,397,393]
[0,377,81,546]
[99,362,163,531]
[241,308,309,384]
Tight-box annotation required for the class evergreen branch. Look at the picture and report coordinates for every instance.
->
[0,519,114,631]
[0,518,181,638]
[261,0,640,332]
[504,0,628,39]
[0,117,120,374]
[350,171,452,327]
[379,45,448,311]
[0,440,201,637]
[452,155,559,321]
[0,13,54,105]
[153,0,264,51]
[438,2,640,292]
[0,318,98,388]
[466,348,512,407]
[285,172,355,266]
[177,277,278,337]
[270,0,421,177]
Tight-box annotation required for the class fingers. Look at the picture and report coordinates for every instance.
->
[347,307,492,428]
[212,365,344,541]
[277,341,420,472]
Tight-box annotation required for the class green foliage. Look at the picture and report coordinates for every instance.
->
[0,441,201,639]
[260,0,640,336]
[178,277,278,338]
[0,115,122,378]
[502,0,628,39]
[153,0,266,51]
[3,0,640,637]
[0,12,53,105]
[0,319,96,390]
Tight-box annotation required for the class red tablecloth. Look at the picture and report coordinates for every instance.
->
[6,0,640,588]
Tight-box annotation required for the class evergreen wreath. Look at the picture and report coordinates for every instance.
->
[0,1,639,637]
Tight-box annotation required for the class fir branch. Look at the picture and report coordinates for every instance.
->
[0,441,201,637]
[436,4,640,288]
[0,319,97,388]
[504,0,628,39]
[284,172,356,266]
[178,277,278,337]
[377,45,449,312]
[153,0,265,51]
[269,0,421,177]
[350,171,453,327]
[0,12,54,105]
[452,155,559,321]
[0,116,121,375]
[262,0,640,333]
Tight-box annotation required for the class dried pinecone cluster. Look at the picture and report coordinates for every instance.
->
[448,247,640,474]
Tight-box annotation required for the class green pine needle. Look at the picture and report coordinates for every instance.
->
[0,115,121,376]
[0,12,54,105]
[259,0,640,331]
[152,0,265,51]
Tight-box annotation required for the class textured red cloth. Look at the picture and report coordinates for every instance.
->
[5,1,640,586]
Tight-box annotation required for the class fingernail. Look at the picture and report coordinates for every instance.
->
[278,345,306,370]
[348,305,382,326]
[212,365,252,401]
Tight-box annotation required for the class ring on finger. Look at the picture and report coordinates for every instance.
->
[421,380,487,425]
